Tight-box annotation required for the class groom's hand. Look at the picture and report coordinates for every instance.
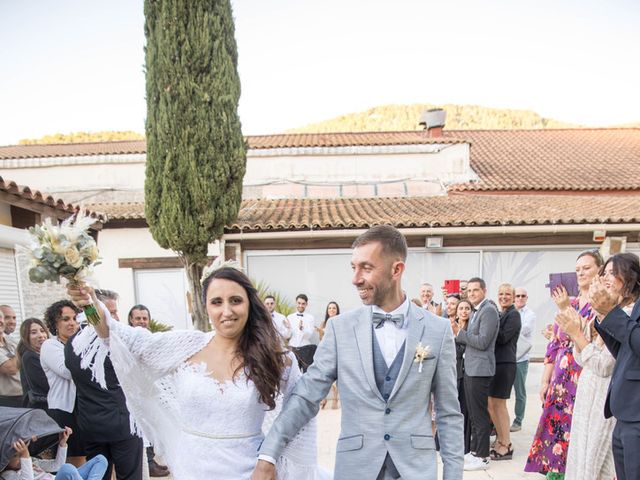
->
[251,460,276,480]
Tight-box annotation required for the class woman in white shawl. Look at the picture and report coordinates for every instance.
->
[68,262,328,480]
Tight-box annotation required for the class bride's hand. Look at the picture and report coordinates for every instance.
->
[67,282,97,308]
[251,460,276,480]
[66,282,109,337]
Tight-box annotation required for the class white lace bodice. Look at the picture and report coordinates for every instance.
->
[171,363,263,437]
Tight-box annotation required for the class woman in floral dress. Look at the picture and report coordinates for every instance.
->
[525,250,602,479]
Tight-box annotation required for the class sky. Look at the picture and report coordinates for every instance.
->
[1,0,639,146]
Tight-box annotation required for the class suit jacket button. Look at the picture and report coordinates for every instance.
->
[384,434,390,440]
[385,408,391,414]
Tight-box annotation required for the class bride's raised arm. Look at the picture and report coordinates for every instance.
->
[66,283,209,385]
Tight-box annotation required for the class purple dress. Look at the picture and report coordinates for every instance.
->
[525,299,594,475]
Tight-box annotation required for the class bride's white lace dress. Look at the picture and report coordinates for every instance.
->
[73,310,328,480]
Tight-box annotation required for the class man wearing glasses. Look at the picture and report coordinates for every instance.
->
[510,288,536,432]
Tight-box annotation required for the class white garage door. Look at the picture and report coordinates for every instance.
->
[0,248,23,323]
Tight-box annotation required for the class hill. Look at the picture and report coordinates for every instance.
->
[19,130,145,145]
[286,104,581,133]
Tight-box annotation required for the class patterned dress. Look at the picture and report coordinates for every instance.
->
[525,299,594,476]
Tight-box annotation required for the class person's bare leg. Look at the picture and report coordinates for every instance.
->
[490,397,511,455]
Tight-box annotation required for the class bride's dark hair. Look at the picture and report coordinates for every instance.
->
[202,266,286,409]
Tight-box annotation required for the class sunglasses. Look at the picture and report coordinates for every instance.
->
[515,294,527,298]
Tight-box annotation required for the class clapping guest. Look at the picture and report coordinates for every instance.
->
[40,300,85,467]
[526,250,602,478]
[555,255,623,480]
[420,282,442,316]
[589,252,640,480]
[443,294,460,322]
[16,318,50,410]
[488,284,521,461]
[451,299,473,454]
[319,301,340,410]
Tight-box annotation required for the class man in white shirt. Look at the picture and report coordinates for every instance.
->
[511,287,536,432]
[264,295,291,343]
[0,308,22,407]
[0,305,17,337]
[286,294,316,372]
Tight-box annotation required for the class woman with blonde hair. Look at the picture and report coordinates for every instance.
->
[555,254,637,479]
[488,283,521,460]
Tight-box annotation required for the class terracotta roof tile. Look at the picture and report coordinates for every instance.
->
[0,140,147,159]
[0,176,105,222]
[3,128,639,192]
[89,195,640,232]
[445,129,640,191]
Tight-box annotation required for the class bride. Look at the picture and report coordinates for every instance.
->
[67,262,328,480]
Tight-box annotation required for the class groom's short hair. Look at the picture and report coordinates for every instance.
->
[352,225,407,261]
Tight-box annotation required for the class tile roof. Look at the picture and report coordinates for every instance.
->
[90,195,640,232]
[2,128,639,192]
[0,176,105,222]
[445,129,640,192]
[0,140,147,159]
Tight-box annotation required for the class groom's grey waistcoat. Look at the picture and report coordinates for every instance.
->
[260,303,464,480]
[372,333,405,478]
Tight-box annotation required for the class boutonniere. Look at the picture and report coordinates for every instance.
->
[414,342,431,373]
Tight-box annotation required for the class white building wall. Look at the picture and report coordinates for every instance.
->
[94,228,177,321]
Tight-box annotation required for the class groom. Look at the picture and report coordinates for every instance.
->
[253,225,463,479]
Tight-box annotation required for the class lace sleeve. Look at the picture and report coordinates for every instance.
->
[262,352,327,479]
[72,301,209,388]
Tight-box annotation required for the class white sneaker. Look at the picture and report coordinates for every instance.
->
[464,452,475,461]
[464,455,490,471]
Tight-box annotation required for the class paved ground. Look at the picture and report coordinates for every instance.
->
[317,363,546,479]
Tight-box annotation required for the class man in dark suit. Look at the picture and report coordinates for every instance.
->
[65,331,143,480]
[591,262,640,480]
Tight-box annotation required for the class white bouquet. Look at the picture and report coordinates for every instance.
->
[23,212,102,325]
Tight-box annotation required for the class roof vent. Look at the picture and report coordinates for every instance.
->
[419,108,446,137]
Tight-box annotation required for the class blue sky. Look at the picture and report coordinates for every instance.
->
[1,0,638,145]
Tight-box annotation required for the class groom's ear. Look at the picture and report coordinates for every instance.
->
[390,260,405,279]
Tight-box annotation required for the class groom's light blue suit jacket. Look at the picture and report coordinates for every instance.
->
[260,303,464,479]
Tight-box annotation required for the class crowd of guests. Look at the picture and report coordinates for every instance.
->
[0,292,168,480]
[409,250,640,479]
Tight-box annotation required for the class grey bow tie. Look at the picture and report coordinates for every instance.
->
[372,312,404,329]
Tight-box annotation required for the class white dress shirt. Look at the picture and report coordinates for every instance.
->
[516,305,537,362]
[372,295,411,367]
[286,312,315,347]
[40,337,76,412]
[271,311,291,342]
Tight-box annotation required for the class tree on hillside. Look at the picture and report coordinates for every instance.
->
[19,131,145,144]
[144,0,246,331]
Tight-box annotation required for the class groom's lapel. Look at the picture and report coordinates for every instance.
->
[353,307,384,402]
[389,305,425,401]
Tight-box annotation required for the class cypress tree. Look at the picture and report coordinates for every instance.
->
[144,0,246,331]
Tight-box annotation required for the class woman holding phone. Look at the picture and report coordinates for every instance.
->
[525,250,603,479]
